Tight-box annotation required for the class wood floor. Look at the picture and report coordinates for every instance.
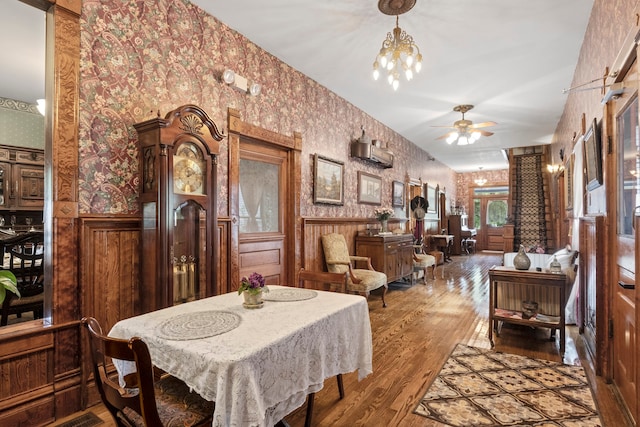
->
[51,253,632,427]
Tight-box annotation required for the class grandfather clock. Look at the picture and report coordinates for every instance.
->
[134,105,223,313]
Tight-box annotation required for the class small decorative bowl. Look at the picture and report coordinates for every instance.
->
[522,300,538,320]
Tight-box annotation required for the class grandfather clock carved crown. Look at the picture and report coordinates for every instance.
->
[134,105,223,313]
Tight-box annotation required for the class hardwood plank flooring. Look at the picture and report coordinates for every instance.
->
[52,253,632,427]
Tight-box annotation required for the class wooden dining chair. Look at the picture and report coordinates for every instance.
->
[81,317,214,427]
[0,231,45,326]
[298,268,348,427]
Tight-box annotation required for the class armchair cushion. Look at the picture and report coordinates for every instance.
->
[414,253,435,269]
[321,233,388,307]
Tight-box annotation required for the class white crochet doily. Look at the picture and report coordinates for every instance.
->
[262,288,318,302]
[156,310,241,340]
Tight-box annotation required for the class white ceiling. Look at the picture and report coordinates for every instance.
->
[1,0,594,172]
[194,0,594,172]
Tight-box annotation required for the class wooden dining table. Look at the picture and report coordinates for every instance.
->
[108,285,373,427]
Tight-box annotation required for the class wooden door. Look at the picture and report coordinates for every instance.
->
[611,67,638,421]
[236,139,288,286]
[471,194,508,251]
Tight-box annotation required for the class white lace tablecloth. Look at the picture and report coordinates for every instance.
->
[109,285,373,427]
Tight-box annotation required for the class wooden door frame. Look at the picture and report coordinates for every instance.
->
[603,28,639,423]
[226,108,302,293]
[468,183,508,250]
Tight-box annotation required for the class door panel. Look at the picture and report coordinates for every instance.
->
[613,68,638,421]
[236,139,288,287]
[614,267,636,415]
[239,240,284,285]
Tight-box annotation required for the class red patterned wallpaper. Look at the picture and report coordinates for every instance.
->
[78,0,456,217]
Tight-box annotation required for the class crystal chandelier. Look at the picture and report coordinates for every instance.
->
[474,167,487,186]
[372,0,422,91]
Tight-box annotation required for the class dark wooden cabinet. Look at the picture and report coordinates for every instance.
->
[134,105,223,313]
[0,145,44,211]
[355,234,414,283]
[447,214,466,255]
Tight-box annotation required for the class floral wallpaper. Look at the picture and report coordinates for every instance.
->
[79,0,456,217]
[455,169,509,213]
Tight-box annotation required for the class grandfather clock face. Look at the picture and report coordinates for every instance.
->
[173,142,206,195]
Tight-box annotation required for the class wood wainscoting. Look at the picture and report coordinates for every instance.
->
[302,217,409,274]
[79,217,142,410]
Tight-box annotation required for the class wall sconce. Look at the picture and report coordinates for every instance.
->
[546,164,563,175]
[36,99,45,116]
[222,69,261,96]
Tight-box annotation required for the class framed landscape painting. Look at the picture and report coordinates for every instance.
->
[392,180,404,207]
[313,154,344,205]
[358,171,382,205]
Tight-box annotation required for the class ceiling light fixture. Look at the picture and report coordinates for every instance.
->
[474,167,487,186]
[447,130,482,146]
[372,0,422,91]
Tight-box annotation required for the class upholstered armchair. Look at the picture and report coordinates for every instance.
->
[321,233,388,307]
[413,243,437,282]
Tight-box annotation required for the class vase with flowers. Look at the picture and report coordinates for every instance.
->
[238,272,268,308]
[373,207,394,233]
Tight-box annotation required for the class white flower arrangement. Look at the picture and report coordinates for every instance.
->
[373,207,394,221]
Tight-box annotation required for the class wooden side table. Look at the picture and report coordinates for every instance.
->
[488,266,568,356]
[431,234,454,261]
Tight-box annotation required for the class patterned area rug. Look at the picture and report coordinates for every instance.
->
[414,344,602,426]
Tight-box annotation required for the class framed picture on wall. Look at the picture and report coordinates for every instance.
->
[584,118,603,191]
[564,153,573,210]
[313,154,344,205]
[425,183,438,214]
[358,171,382,205]
[392,180,404,207]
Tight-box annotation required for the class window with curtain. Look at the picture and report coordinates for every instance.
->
[239,159,279,233]
[617,95,639,236]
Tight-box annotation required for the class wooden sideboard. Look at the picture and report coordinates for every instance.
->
[0,145,44,211]
[355,233,414,284]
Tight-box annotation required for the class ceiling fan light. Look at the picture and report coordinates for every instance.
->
[446,134,457,144]
[457,136,469,145]
[471,131,481,140]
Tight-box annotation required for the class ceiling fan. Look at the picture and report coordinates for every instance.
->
[433,105,497,145]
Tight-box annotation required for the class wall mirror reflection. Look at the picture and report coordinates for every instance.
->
[0,1,46,326]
